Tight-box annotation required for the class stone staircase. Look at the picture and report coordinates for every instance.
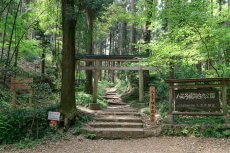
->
[81,88,151,139]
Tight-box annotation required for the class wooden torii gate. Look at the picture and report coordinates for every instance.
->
[76,54,155,110]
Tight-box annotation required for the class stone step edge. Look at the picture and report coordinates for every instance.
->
[94,118,143,123]
[81,127,161,138]
[95,112,140,116]
[88,122,143,128]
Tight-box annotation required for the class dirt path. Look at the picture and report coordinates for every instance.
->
[2,136,230,153]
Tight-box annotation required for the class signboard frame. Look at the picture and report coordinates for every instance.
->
[165,78,229,124]
[174,89,220,112]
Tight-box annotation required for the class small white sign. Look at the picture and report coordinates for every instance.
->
[48,111,60,121]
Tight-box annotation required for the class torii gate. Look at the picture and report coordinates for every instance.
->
[76,54,155,110]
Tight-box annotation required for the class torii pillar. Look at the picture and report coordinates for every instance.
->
[89,61,101,110]
[136,67,145,108]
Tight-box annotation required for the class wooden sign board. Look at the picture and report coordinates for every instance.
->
[175,89,220,111]
[11,78,33,107]
[48,112,60,121]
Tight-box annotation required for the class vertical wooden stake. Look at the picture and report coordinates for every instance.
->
[222,81,227,116]
[168,83,174,124]
[93,62,99,103]
[149,86,156,125]
[139,68,144,103]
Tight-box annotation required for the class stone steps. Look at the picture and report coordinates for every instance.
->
[88,122,143,128]
[81,127,144,139]
[95,111,140,116]
[82,88,148,139]
[107,101,126,104]
[94,116,143,123]
[104,109,136,112]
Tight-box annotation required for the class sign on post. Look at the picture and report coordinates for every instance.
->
[48,112,60,121]
[165,78,230,124]
[48,112,60,127]
[175,89,220,111]
[149,86,156,125]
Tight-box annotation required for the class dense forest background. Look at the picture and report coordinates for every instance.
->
[0,0,229,146]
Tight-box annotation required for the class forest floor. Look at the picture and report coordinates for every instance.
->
[2,136,230,153]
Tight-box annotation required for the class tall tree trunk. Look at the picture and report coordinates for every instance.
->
[0,3,10,61]
[85,10,95,94]
[143,0,155,90]
[6,0,22,66]
[119,22,127,55]
[218,0,223,12]
[228,0,230,10]
[41,48,45,75]
[130,0,136,53]
[61,0,77,129]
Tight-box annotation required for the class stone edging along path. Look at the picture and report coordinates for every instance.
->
[80,88,161,139]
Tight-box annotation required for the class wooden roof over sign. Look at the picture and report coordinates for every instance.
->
[166,78,230,83]
[76,54,148,61]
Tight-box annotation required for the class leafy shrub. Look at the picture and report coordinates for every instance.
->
[0,85,11,105]
[98,81,113,96]
[74,112,91,135]
[158,100,169,119]
[162,116,230,138]
[0,104,59,144]
[139,107,150,116]
[115,80,127,95]
[97,98,108,109]
[76,91,92,107]
[20,40,41,62]
[86,133,96,140]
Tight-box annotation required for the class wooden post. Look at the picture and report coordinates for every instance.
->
[149,86,156,125]
[139,68,144,103]
[93,62,99,103]
[222,81,228,118]
[168,83,174,124]
[10,77,33,107]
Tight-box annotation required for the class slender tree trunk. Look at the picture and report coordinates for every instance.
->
[109,30,112,54]
[119,22,127,55]
[0,0,13,17]
[41,48,45,74]
[0,4,11,61]
[6,0,22,66]
[130,0,136,53]
[218,0,223,12]
[85,10,95,94]
[228,0,230,10]
[61,0,77,129]
[143,0,156,89]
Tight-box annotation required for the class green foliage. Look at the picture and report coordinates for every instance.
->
[115,80,127,95]
[174,116,225,125]
[97,98,108,109]
[162,117,230,138]
[0,104,59,144]
[158,100,169,120]
[74,113,91,136]
[86,133,96,140]
[76,91,92,107]
[0,85,11,107]
[81,0,113,12]
[16,138,36,149]
[98,80,113,96]
[20,39,42,62]
[139,107,150,116]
